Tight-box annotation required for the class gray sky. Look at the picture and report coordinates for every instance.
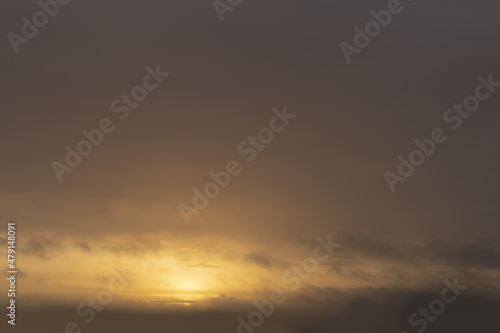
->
[1,1,499,332]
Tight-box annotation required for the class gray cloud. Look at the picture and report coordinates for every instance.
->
[244,251,288,269]
[78,242,92,253]
[15,287,500,333]
[337,231,500,270]
[22,237,58,259]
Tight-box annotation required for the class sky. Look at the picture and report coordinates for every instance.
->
[0,0,499,332]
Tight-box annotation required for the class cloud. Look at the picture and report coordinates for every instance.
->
[244,251,288,269]
[424,239,500,269]
[14,287,500,333]
[336,231,500,270]
[337,232,417,262]
[78,242,92,253]
[22,237,58,259]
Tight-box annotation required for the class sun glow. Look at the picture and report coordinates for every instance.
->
[175,276,207,293]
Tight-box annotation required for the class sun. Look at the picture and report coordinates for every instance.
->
[175,276,206,293]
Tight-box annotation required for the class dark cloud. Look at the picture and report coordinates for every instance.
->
[78,242,92,252]
[22,237,58,259]
[244,251,288,269]
[184,261,222,268]
[15,288,500,333]
[424,239,500,269]
[338,232,416,262]
[336,231,500,270]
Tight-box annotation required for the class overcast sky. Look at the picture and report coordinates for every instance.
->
[1,1,499,332]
